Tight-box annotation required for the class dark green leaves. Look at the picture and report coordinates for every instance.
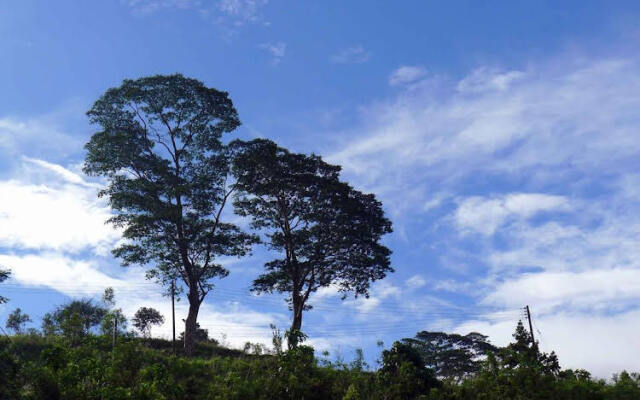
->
[402,331,498,381]
[232,139,393,326]
[84,74,255,295]
[0,267,9,304]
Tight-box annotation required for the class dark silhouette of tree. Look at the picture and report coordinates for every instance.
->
[499,320,560,376]
[178,322,217,344]
[5,308,31,334]
[232,139,393,346]
[132,307,165,338]
[402,330,497,381]
[378,341,440,399]
[83,74,256,355]
[0,267,10,304]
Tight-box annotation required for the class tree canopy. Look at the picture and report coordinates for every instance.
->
[132,307,165,338]
[0,267,10,304]
[5,308,31,334]
[232,139,393,343]
[42,299,108,340]
[402,330,498,381]
[83,74,256,354]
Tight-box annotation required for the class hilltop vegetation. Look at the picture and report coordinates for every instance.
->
[1,320,639,400]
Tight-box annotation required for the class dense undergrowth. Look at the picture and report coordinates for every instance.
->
[1,333,639,400]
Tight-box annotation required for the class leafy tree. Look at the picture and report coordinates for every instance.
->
[132,307,165,338]
[44,299,107,340]
[84,74,257,355]
[99,287,127,336]
[457,321,562,399]
[402,330,497,381]
[0,267,10,304]
[232,139,393,346]
[500,320,560,376]
[5,308,31,334]
[378,341,440,399]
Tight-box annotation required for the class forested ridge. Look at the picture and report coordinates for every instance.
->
[0,319,639,399]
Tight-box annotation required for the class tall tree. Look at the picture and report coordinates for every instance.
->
[0,267,10,304]
[402,330,498,381]
[84,74,256,355]
[5,308,31,334]
[232,139,393,345]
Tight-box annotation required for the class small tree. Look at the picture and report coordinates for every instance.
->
[132,307,165,338]
[232,139,393,346]
[99,287,127,336]
[84,74,257,355]
[5,308,31,334]
[0,267,10,304]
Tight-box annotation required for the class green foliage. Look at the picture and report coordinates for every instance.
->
[84,74,257,354]
[402,330,497,381]
[178,322,218,345]
[232,138,393,337]
[0,266,10,304]
[378,341,440,399]
[42,299,108,342]
[132,307,165,338]
[0,331,639,400]
[5,307,32,334]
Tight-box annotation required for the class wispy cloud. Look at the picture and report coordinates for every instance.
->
[324,54,640,375]
[259,41,286,65]
[125,0,270,33]
[455,193,569,236]
[389,66,427,86]
[330,45,371,64]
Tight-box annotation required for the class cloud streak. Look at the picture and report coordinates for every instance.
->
[324,54,640,376]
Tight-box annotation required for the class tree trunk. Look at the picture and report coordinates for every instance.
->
[288,291,304,349]
[183,287,201,356]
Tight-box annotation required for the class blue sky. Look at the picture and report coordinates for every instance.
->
[2,0,640,376]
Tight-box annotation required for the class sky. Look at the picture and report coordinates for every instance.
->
[2,0,640,377]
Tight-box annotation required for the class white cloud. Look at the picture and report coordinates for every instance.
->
[457,309,640,378]
[457,67,525,93]
[0,253,123,296]
[455,193,569,235]
[0,160,119,254]
[485,269,640,312]
[330,45,371,64]
[346,281,401,313]
[125,0,270,31]
[329,58,640,186]
[217,0,269,23]
[0,117,82,161]
[259,42,286,65]
[389,66,427,86]
[405,275,426,289]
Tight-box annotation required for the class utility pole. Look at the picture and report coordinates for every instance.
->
[525,305,535,346]
[171,279,176,356]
